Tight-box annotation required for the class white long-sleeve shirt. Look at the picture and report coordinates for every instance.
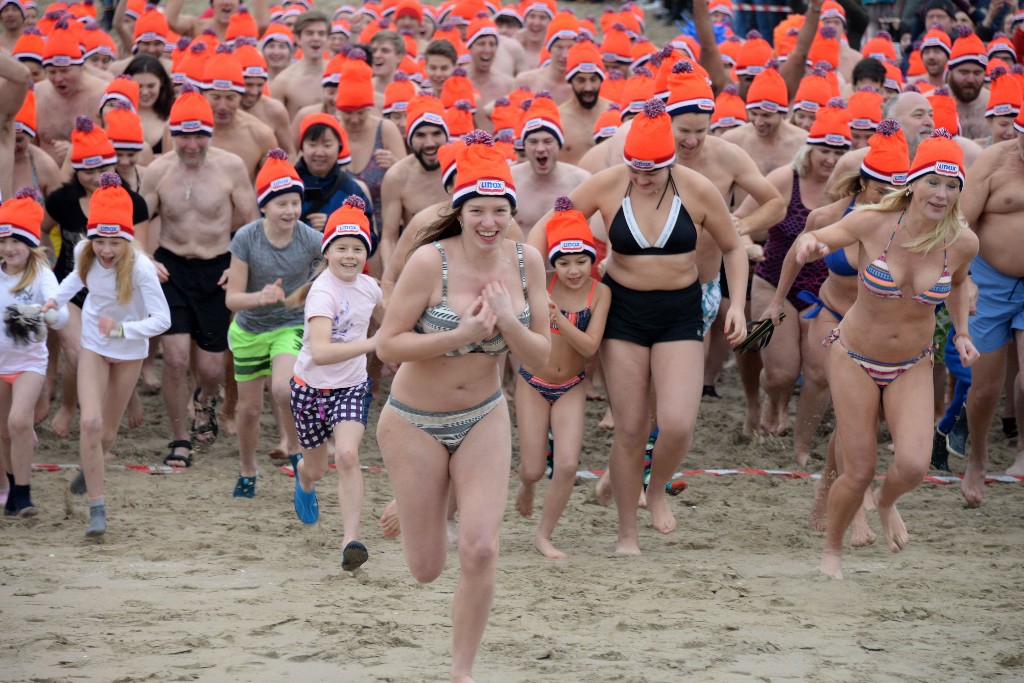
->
[0,265,68,375]
[54,241,170,360]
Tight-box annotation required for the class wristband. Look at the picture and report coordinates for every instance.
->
[109,324,124,339]
[953,332,971,344]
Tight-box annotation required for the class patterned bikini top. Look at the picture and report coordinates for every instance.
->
[860,211,951,306]
[550,276,596,335]
[414,241,531,356]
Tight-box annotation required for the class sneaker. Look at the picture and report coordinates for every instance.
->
[946,405,968,458]
[293,478,319,525]
[233,474,256,498]
[86,505,106,537]
[930,429,950,472]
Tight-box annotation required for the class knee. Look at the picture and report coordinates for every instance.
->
[236,398,262,423]
[197,356,224,384]
[302,458,329,481]
[519,458,546,484]
[895,454,929,484]
[333,446,359,471]
[842,461,876,491]
[6,411,33,435]
[408,556,445,584]
[613,419,650,450]
[458,535,499,577]
[762,364,797,390]
[79,414,104,438]
[162,349,190,375]
[271,382,291,409]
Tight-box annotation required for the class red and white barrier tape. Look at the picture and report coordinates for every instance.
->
[32,463,184,474]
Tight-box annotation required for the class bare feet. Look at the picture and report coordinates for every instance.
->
[873,488,909,552]
[742,406,759,438]
[647,495,676,534]
[959,460,986,508]
[267,442,288,460]
[794,449,811,468]
[637,488,647,509]
[594,472,613,506]
[614,536,642,555]
[1005,451,1024,477]
[598,407,614,430]
[141,365,161,390]
[819,549,843,580]
[514,481,534,518]
[534,535,567,559]
[759,397,790,435]
[379,500,400,539]
[126,391,144,429]
[50,406,73,438]
[849,506,876,547]
[451,674,475,683]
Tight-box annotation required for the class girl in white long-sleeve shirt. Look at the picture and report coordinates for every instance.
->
[44,173,170,537]
[0,189,69,517]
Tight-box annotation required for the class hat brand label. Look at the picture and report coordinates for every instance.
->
[560,239,583,252]
[270,177,292,190]
[84,155,103,166]
[760,101,780,113]
[182,120,202,131]
[892,173,908,184]
[97,223,120,235]
[935,161,959,176]
[213,79,234,89]
[632,159,654,169]
[0,224,11,236]
[825,133,845,145]
[476,179,506,194]
[992,104,1012,115]
[698,98,714,111]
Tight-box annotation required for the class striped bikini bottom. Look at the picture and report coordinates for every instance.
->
[823,327,934,391]
[385,391,505,455]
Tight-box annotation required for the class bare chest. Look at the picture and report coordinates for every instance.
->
[402,170,447,220]
[212,128,262,180]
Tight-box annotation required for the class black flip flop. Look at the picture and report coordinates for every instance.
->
[342,540,369,571]
[735,312,786,353]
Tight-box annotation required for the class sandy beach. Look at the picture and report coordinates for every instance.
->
[3,364,1023,683]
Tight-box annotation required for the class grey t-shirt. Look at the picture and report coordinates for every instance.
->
[229,219,322,333]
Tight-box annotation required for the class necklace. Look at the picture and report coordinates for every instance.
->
[177,164,194,200]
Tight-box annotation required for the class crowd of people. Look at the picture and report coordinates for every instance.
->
[1,0,1023,679]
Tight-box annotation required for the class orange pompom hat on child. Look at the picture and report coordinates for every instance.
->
[101,75,141,113]
[807,97,851,148]
[169,83,215,136]
[322,195,372,253]
[87,172,135,241]
[104,101,145,150]
[0,187,44,248]
[71,116,117,170]
[593,102,622,141]
[848,87,884,130]
[384,71,415,114]
[745,61,788,113]
[623,98,675,171]
[405,94,450,147]
[298,113,352,165]
[255,148,304,208]
[520,91,564,147]
[546,196,595,265]
[710,83,747,131]
[861,118,910,186]
[451,130,517,209]
[908,128,965,188]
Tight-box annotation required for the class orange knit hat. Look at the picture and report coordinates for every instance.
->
[298,113,352,165]
[235,42,269,80]
[132,6,170,52]
[465,12,498,49]
[520,92,563,146]
[169,83,215,136]
[441,67,477,111]
[323,196,373,253]
[820,0,846,24]
[908,128,964,187]
[383,71,415,114]
[226,6,259,45]
[848,88,884,130]
[1015,107,1024,134]
[438,138,467,189]
[446,99,475,138]
[988,34,1016,63]
[12,27,45,64]
[14,85,36,138]
[544,11,579,52]
[623,99,675,170]
[745,62,788,113]
[335,57,375,111]
[808,25,841,70]
[255,148,304,208]
[566,40,605,82]
[82,25,118,61]
[104,101,145,150]
[593,103,622,141]
[177,41,210,88]
[0,187,44,248]
[102,75,141,113]
[948,28,987,70]
[71,116,117,170]
[87,172,135,241]
[793,66,832,114]
[735,30,772,77]
[491,96,517,137]
[710,83,747,131]
[927,86,961,135]
[546,196,595,265]
[452,130,517,209]
[620,66,655,119]
[860,118,910,186]
[907,49,926,78]
[630,37,659,71]
[883,60,904,93]
[985,66,1022,118]
[861,31,896,62]
[203,45,246,93]
[666,60,715,117]
[600,25,632,65]
[259,23,294,50]
[807,97,851,148]
[599,70,626,104]
[718,35,742,68]
[919,27,952,55]
[405,94,449,147]
[42,19,84,67]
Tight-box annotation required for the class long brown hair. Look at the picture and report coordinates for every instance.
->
[77,240,138,304]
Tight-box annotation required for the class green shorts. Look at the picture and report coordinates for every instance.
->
[228,321,303,382]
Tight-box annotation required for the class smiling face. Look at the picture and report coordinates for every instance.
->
[460,196,512,247]
[296,20,327,56]
[262,191,302,230]
[91,236,129,269]
[808,145,847,180]
[301,129,341,176]
[893,93,934,154]
[911,172,961,220]
[921,46,949,77]
[671,112,710,159]
[749,108,782,137]
[987,115,1017,142]
[469,35,497,72]
[262,39,293,68]
[0,237,30,274]
[553,253,593,289]
[411,125,447,170]
[77,165,115,193]
[371,39,401,78]
[570,72,602,109]
[625,165,670,194]
[523,131,559,175]
[324,235,368,281]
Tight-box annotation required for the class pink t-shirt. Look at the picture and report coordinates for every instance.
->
[293,270,381,390]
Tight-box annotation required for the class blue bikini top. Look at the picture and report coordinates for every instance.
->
[822,196,859,277]
[414,241,531,356]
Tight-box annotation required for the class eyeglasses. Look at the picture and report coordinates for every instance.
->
[735,312,785,353]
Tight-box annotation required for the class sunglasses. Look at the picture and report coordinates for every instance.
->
[735,312,785,353]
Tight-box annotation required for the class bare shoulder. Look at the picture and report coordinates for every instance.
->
[806,196,848,227]
[951,223,980,260]
[561,163,591,182]
[383,156,411,182]
[208,146,248,173]
[238,110,274,138]
[721,125,749,144]
[404,240,444,273]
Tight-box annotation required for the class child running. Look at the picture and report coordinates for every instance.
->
[0,189,68,518]
[289,196,382,572]
[44,173,170,537]
[225,149,322,498]
[514,197,610,558]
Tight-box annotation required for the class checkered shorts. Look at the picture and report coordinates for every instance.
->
[289,377,371,449]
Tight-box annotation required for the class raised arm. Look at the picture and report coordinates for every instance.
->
[112,0,134,56]
[780,0,823,100]
[691,0,731,95]
[164,0,198,37]
[0,53,29,117]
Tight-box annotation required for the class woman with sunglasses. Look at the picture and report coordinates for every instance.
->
[793,129,979,579]
[530,99,748,555]
[760,119,912,546]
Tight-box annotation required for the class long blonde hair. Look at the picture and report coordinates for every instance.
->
[77,239,138,304]
[7,246,51,295]
[859,181,966,254]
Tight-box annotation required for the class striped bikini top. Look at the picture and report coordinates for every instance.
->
[550,276,596,335]
[860,212,951,306]
[414,241,531,356]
